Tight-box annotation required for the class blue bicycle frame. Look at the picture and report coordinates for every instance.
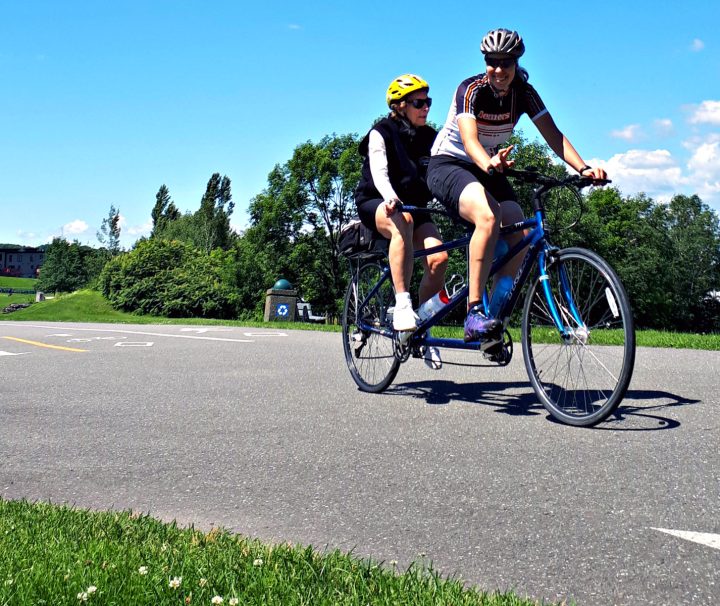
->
[354,205,583,350]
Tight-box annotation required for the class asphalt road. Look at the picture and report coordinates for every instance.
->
[1,321,718,605]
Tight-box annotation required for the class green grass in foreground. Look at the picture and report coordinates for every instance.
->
[0,276,37,290]
[0,499,552,606]
[4,289,719,349]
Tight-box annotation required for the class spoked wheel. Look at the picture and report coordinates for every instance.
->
[521,247,635,426]
[342,262,400,392]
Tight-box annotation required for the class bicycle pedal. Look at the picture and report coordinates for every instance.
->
[478,337,502,351]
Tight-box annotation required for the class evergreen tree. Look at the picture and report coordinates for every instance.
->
[151,185,180,237]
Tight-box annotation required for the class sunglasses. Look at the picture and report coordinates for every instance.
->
[407,97,432,109]
[485,57,516,69]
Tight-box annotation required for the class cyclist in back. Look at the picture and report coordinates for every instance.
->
[355,74,448,368]
[426,28,607,342]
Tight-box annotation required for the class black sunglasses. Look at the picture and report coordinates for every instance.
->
[485,57,516,69]
[407,97,432,109]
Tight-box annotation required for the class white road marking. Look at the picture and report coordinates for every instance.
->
[651,528,720,551]
[243,332,288,337]
[179,328,231,333]
[115,342,154,347]
[0,324,253,343]
[0,351,29,356]
[47,333,73,337]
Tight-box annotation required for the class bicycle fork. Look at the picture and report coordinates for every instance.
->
[537,249,586,341]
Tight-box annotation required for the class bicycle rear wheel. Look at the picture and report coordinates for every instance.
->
[342,262,400,392]
[521,247,635,426]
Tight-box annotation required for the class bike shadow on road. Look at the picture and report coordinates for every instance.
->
[387,379,544,417]
[386,381,700,431]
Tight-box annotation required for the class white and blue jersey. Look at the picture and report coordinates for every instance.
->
[431,73,548,160]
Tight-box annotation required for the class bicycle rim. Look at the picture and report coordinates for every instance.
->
[342,263,400,392]
[522,248,635,426]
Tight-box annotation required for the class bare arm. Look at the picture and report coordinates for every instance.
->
[458,116,515,173]
[534,113,606,180]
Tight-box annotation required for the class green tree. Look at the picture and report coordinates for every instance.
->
[195,173,235,254]
[285,134,361,316]
[97,204,122,255]
[662,194,720,331]
[151,185,180,237]
[37,238,105,293]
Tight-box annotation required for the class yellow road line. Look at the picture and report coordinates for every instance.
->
[2,336,88,352]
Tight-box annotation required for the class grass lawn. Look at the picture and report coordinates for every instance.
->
[0,276,37,290]
[0,499,552,606]
[0,292,35,307]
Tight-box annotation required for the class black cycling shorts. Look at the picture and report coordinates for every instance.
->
[357,197,435,235]
[426,155,517,219]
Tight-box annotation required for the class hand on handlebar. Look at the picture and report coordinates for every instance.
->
[580,166,608,184]
[383,197,402,216]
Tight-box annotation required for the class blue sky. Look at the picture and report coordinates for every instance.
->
[1,0,719,247]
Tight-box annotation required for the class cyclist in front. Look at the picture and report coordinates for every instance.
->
[427,28,607,342]
[355,74,448,369]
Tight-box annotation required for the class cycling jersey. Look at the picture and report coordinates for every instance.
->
[431,73,547,160]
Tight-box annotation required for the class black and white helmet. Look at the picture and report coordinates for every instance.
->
[481,28,525,58]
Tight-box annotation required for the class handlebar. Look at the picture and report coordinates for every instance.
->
[504,167,611,189]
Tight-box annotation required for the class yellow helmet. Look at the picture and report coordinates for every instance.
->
[386,73,429,107]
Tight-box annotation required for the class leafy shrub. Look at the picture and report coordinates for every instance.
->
[99,239,240,318]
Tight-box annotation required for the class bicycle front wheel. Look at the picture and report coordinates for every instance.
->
[521,247,635,426]
[342,262,400,393]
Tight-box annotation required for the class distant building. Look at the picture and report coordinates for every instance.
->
[0,247,44,279]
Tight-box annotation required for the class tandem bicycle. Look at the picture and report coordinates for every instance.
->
[341,167,636,427]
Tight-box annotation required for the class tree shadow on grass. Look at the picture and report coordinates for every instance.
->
[384,380,701,431]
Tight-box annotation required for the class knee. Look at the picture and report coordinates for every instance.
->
[383,215,413,240]
[428,251,449,274]
[469,206,497,233]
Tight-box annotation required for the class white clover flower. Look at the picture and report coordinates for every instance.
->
[77,592,88,602]
[253,558,263,567]
[169,576,182,589]
[211,597,224,605]
[199,577,208,587]
[87,586,97,595]
[229,599,239,606]
[138,566,148,575]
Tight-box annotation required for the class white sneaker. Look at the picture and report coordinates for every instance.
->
[424,346,442,370]
[392,304,418,332]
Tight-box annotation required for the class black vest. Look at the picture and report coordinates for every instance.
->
[355,116,437,206]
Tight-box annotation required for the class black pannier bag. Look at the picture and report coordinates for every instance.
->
[339,217,388,259]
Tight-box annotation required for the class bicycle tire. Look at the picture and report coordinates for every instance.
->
[521,247,635,426]
[342,262,400,393]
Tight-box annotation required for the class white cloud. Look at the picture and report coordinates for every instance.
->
[593,142,720,210]
[16,229,38,241]
[653,118,674,136]
[126,220,152,237]
[691,38,705,52]
[689,100,720,125]
[63,219,89,235]
[686,137,720,201]
[288,24,302,30]
[592,149,686,201]
[610,124,642,142]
